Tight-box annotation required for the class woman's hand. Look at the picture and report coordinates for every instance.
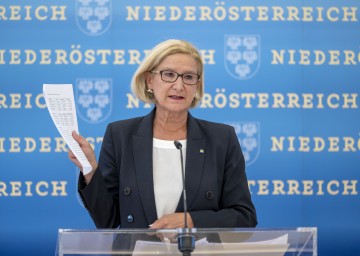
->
[68,131,98,184]
[149,213,194,229]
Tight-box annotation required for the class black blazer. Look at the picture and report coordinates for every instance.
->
[79,108,257,229]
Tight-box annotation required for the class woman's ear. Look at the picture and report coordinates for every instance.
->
[145,72,153,90]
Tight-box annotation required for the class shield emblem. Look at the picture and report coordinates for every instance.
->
[224,35,261,80]
[75,78,112,124]
[76,0,112,36]
[225,122,260,166]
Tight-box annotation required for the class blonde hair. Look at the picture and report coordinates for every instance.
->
[131,39,204,108]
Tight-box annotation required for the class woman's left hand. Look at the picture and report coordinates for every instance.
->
[149,213,194,229]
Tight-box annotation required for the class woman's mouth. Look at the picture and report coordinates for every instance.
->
[169,95,184,100]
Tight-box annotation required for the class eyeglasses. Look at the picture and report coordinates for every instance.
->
[150,70,200,86]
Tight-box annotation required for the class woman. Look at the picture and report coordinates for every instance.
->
[69,39,257,229]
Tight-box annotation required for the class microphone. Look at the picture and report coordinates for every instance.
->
[174,140,195,256]
[174,140,188,228]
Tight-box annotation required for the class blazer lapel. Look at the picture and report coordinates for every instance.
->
[132,108,158,224]
[176,113,206,211]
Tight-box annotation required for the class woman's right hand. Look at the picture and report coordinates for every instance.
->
[68,131,98,184]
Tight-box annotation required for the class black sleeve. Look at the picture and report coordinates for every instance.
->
[78,123,120,228]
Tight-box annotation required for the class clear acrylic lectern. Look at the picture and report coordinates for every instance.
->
[56,227,317,256]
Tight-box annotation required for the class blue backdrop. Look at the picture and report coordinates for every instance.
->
[1,0,359,255]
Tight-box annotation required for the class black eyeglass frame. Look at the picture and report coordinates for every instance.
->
[150,70,201,86]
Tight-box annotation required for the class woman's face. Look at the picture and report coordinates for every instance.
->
[146,53,199,115]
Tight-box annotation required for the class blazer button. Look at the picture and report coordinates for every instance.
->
[123,187,131,196]
[206,191,214,200]
[127,215,134,223]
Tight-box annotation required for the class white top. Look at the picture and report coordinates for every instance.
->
[152,138,187,219]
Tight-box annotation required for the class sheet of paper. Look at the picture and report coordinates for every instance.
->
[43,84,92,175]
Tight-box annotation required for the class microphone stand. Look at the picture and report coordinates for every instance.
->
[177,228,196,256]
[174,141,196,256]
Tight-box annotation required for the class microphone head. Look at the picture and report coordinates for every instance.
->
[174,140,182,149]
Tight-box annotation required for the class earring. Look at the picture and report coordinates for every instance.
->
[147,88,153,94]
[194,92,198,99]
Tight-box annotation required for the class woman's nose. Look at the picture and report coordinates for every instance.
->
[172,76,185,90]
